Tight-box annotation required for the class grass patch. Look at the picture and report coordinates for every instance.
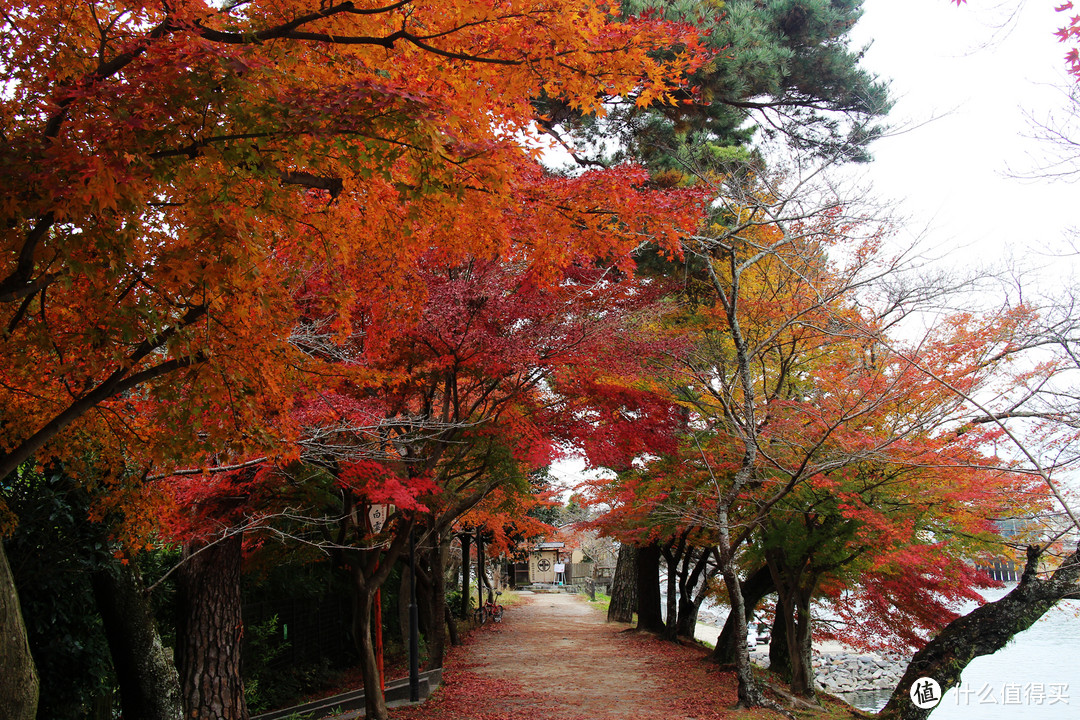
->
[586,590,611,615]
[496,589,523,607]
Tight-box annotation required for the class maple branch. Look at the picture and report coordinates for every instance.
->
[0,304,208,480]
[2,13,179,302]
[146,457,271,482]
[193,1,412,44]
[0,215,59,303]
[276,169,345,199]
[194,7,549,66]
[876,336,1080,534]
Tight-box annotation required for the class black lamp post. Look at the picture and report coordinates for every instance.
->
[408,526,420,702]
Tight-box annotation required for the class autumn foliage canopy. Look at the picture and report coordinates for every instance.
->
[0,0,709,533]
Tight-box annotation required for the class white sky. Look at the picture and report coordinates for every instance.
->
[850,0,1078,284]
[551,1,1080,490]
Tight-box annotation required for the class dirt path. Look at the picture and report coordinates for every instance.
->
[393,592,774,720]
[470,592,669,718]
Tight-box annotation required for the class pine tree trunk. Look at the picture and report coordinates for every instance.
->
[607,543,638,623]
[176,533,248,720]
[879,544,1080,720]
[636,542,665,633]
[0,542,38,720]
[91,558,183,720]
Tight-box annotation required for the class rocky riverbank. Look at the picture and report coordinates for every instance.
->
[690,608,908,696]
[746,641,907,694]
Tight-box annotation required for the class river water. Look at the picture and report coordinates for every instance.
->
[691,585,1080,718]
[842,586,1080,718]
[918,587,1080,720]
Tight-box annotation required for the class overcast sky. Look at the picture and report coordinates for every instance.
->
[850,0,1077,288]
[551,2,1079,488]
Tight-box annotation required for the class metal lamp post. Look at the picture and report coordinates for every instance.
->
[408,526,420,702]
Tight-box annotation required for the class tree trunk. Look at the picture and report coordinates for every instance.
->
[414,555,433,640]
[636,542,665,633]
[0,542,38,720]
[351,578,388,720]
[477,531,489,604]
[426,532,452,669]
[790,586,815,698]
[675,593,702,638]
[458,531,471,619]
[879,544,1080,720]
[91,558,183,720]
[661,547,679,640]
[444,604,460,647]
[176,533,248,720]
[711,564,773,663]
[766,549,816,699]
[769,596,791,681]
[675,547,713,638]
[719,553,767,708]
[608,543,638,623]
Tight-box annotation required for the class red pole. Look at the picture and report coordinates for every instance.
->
[375,584,385,693]
[367,503,385,694]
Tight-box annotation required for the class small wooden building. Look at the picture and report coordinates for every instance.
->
[529,541,564,584]
[510,541,567,586]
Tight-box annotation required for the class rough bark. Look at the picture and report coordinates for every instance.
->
[769,596,791,681]
[91,558,183,720]
[608,543,638,623]
[766,549,816,699]
[790,588,815,698]
[719,552,767,708]
[636,542,665,633]
[176,533,248,720]
[444,604,460,647]
[879,544,1080,720]
[0,542,38,720]
[425,532,452,669]
[712,564,773,663]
